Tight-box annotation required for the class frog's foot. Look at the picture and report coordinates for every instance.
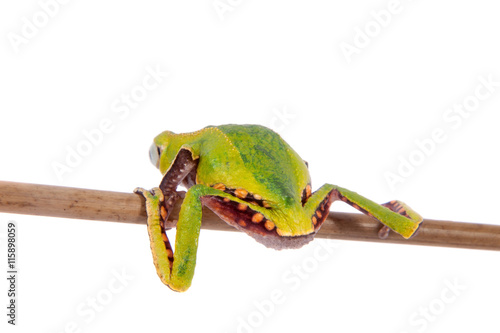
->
[135,186,180,223]
[319,184,422,239]
[134,187,164,218]
[378,200,422,239]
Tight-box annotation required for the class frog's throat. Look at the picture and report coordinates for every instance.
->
[201,196,317,250]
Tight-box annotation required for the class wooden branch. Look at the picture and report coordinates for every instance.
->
[1,180,499,251]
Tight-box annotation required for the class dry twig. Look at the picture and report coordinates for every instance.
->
[1,180,499,251]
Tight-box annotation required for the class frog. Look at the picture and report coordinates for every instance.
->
[134,124,422,292]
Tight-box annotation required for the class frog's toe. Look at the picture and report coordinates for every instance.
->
[378,225,390,239]
[134,187,162,199]
[133,186,150,196]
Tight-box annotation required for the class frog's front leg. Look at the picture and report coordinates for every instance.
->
[135,148,200,291]
[136,184,229,291]
[305,184,422,239]
[157,148,199,223]
[134,187,176,286]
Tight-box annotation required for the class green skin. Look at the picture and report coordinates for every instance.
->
[135,124,422,292]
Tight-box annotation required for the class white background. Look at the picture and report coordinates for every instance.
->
[1,1,500,332]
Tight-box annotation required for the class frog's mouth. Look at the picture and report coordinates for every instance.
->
[201,196,316,250]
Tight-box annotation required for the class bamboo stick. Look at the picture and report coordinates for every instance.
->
[0,180,499,251]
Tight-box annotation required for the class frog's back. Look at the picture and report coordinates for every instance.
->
[213,125,292,169]
[208,124,309,205]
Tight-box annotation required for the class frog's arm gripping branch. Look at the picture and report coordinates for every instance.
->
[1,180,499,251]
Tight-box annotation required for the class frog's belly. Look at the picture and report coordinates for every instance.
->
[201,196,315,250]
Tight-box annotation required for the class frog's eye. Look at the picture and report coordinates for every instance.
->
[149,142,162,168]
[304,160,309,168]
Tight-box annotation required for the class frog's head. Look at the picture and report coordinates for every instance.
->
[149,130,176,169]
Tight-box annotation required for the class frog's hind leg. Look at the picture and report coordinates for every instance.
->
[377,200,421,239]
[305,184,422,239]
[331,185,423,239]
